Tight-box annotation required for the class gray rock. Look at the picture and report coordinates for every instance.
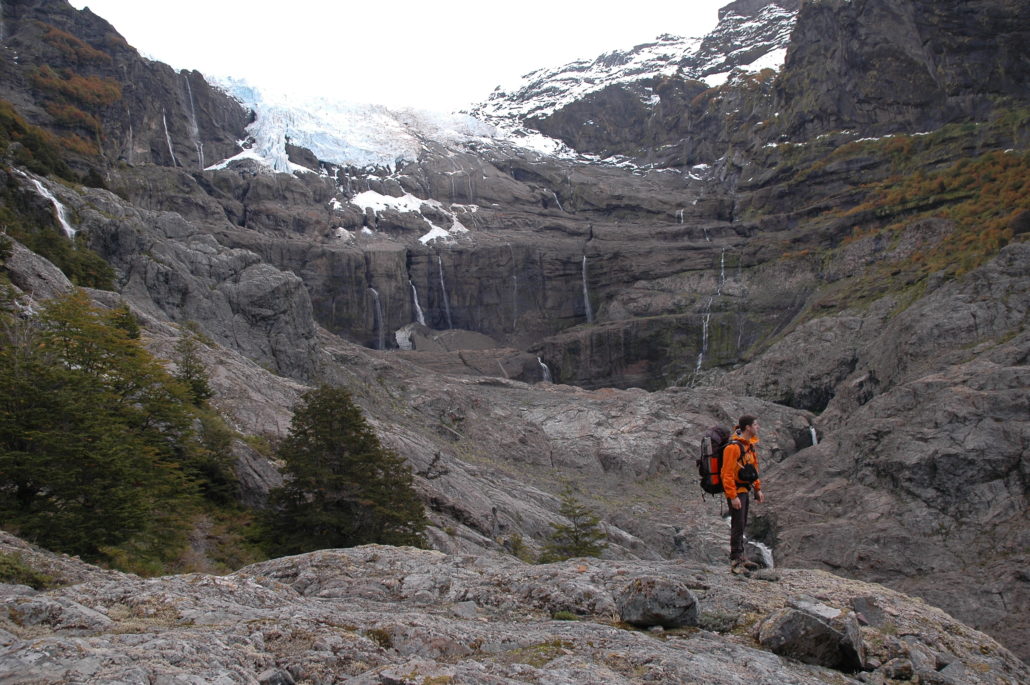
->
[6,596,113,633]
[881,657,914,680]
[852,595,887,627]
[257,669,295,685]
[2,239,74,302]
[452,600,478,619]
[0,540,1025,684]
[757,608,859,672]
[615,576,699,628]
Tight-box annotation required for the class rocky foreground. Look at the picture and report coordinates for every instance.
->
[1,532,1026,684]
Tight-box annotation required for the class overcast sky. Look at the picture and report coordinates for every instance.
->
[68,0,726,111]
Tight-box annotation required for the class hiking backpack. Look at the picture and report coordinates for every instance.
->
[697,425,746,496]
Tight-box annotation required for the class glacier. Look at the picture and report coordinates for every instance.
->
[208,77,497,172]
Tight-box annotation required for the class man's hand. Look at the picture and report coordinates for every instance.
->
[755,490,765,504]
[729,497,742,510]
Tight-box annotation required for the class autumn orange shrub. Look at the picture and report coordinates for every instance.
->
[31,66,122,108]
[38,21,112,64]
[59,133,100,156]
[841,150,1028,276]
[44,101,100,131]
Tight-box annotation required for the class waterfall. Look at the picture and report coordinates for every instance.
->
[676,209,684,224]
[512,275,519,330]
[437,255,453,329]
[581,255,594,323]
[724,516,776,569]
[183,75,204,169]
[703,227,711,242]
[162,111,179,167]
[409,281,426,326]
[751,541,775,569]
[718,248,726,295]
[809,426,819,446]
[552,192,565,212]
[22,174,76,238]
[369,288,385,350]
[126,122,134,165]
[508,244,518,331]
[537,357,552,383]
[694,299,713,380]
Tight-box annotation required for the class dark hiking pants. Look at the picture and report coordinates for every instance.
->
[729,491,750,562]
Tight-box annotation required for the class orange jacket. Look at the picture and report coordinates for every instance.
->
[721,434,761,499]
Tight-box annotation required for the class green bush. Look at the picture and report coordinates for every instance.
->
[0,291,202,568]
[0,552,55,590]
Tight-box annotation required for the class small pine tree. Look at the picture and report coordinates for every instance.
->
[539,483,608,563]
[174,324,213,406]
[108,303,140,339]
[261,385,427,555]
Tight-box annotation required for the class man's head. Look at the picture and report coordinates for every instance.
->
[737,414,759,439]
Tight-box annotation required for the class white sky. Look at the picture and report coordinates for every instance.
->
[68,0,726,111]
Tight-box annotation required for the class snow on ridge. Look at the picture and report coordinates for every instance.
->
[475,34,704,122]
[348,190,469,246]
[476,3,798,122]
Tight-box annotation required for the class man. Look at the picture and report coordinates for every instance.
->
[721,414,765,573]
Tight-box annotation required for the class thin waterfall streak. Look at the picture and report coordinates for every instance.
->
[718,248,726,295]
[693,297,713,384]
[512,274,518,331]
[369,288,385,350]
[552,192,565,212]
[508,243,518,331]
[809,426,819,446]
[582,255,593,323]
[676,209,684,224]
[184,75,204,168]
[437,255,453,329]
[410,281,426,326]
[162,111,178,167]
[20,172,76,238]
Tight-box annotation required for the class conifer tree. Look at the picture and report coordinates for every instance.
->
[261,385,427,555]
[539,483,608,563]
[0,290,200,567]
[173,324,213,406]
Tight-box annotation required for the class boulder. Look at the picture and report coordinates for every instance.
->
[757,608,862,672]
[615,576,699,628]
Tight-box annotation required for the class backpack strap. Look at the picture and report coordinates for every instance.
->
[728,438,756,490]
[728,438,748,464]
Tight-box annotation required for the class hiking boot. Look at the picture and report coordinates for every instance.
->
[730,560,747,575]
[741,559,760,571]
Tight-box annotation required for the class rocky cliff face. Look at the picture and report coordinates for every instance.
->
[775,0,1030,140]
[0,0,248,172]
[2,0,1028,666]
